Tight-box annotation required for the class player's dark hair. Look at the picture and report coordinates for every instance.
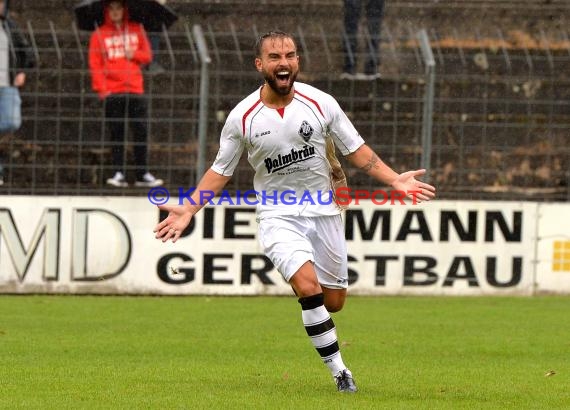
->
[254,31,297,57]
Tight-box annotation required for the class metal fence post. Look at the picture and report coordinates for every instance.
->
[49,21,63,193]
[71,22,86,192]
[192,24,212,181]
[25,20,40,195]
[417,29,435,179]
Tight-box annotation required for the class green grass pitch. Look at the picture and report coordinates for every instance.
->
[0,295,568,409]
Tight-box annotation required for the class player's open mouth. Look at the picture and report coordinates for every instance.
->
[275,71,290,85]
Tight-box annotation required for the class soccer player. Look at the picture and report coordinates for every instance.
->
[154,31,436,392]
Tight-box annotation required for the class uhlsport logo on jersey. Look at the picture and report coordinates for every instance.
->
[264,145,316,173]
[298,120,314,142]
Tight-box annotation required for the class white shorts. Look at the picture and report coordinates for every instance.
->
[258,214,348,289]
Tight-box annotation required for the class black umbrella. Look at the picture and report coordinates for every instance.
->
[74,0,178,32]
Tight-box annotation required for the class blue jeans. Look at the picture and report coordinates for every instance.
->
[343,0,385,75]
[0,86,22,133]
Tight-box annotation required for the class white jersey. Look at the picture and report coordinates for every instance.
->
[211,82,365,218]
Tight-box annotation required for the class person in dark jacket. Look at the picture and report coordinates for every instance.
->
[0,0,36,185]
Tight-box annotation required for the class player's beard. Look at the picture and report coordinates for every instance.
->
[263,68,298,96]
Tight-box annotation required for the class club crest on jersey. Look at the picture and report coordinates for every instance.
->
[298,121,314,142]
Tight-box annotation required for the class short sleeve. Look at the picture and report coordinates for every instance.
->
[325,96,365,156]
[210,115,245,176]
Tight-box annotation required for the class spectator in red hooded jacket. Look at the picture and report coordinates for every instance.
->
[89,0,163,187]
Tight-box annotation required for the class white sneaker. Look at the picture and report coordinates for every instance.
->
[135,172,164,187]
[339,72,356,80]
[106,171,128,187]
[354,72,381,81]
[365,72,382,80]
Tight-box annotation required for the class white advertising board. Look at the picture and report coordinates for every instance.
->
[0,196,561,295]
[345,201,537,295]
[534,203,570,294]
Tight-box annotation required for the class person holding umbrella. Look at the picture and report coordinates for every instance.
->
[75,0,178,75]
[88,0,163,187]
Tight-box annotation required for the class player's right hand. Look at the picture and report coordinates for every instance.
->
[153,204,193,243]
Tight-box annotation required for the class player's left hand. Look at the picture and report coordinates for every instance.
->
[391,169,436,203]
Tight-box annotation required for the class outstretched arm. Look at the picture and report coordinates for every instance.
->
[154,169,231,242]
[345,144,436,202]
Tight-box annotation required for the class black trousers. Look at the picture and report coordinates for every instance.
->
[343,0,385,75]
[104,94,149,180]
